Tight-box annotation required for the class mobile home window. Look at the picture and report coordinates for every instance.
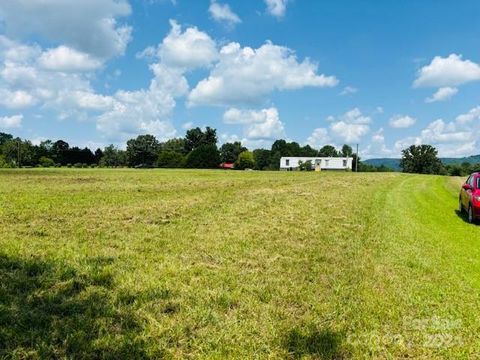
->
[286,159,290,166]
[343,159,347,167]
[325,160,329,166]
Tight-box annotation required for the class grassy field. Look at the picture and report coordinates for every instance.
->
[1,169,480,359]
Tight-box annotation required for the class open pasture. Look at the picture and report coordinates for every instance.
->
[1,169,479,359]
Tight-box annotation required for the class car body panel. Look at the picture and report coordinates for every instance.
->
[459,173,480,220]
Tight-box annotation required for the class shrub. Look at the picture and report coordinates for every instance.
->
[39,156,55,168]
[73,163,83,168]
[235,151,255,170]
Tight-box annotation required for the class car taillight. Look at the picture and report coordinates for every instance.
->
[474,196,480,202]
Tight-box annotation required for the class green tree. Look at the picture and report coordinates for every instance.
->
[253,149,271,170]
[400,144,443,174]
[100,145,126,167]
[156,151,185,168]
[341,144,353,157]
[0,132,13,148]
[184,127,217,152]
[300,145,318,157]
[126,135,160,167]
[235,151,255,170]
[2,138,34,167]
[318,145,338,157]
[185,144,221,169]
[220,142,246,163]
[161,138,187,154]
[52,140,70,165]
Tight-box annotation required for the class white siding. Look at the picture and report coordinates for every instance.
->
[280,157,353,170]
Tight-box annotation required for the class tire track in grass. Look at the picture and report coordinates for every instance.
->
[352,174,480,358]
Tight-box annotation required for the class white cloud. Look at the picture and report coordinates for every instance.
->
[189,41,338,106]
[328,108,371,143]
[38,46,103,72]
[0,89,36,108]
[209,1,241,26]
[420,119,470,143]
[306,128,329,148]
[414,54,480,88]
[182,121,194,130]
[223,107,285,140]
[96,63,188,141]
[425,86,458,103]
[158,20,218,69]
[389,115,416,128]
[265,0,288,18]
[0,0,132,59]
[455,106,480,124]
[339,86,357,96]
[0,114,22,129]
[371,128,385,143]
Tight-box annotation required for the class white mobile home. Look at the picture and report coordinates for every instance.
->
[280,157,353,171]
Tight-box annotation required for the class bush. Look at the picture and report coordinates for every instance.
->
[156,151,185,168]
[235,151,255,170]
[298,160,313,171]
[185,145,221,169]
[73,163,83,168]
[0,155,12,168]
[39,156,55,168]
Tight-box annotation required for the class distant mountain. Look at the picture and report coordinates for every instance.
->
[364,155,480,171]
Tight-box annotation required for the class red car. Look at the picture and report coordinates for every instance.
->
[459,172,480,224]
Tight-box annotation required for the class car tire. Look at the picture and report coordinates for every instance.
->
[468,205,475,224]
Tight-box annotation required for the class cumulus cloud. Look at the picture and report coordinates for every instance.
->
[425,86,458,103]
[0,89,36,108]
[265,0,288,18]
[0,0,132,59]
[389,115,416,128]
[189,41,338,106]
[306,128,330,148]
[414,54,480,88]
[209,1,241,26]
[223,107,285,140]
[0,114,22,129]
[96,64,188,141]
[328,108,371,143]
[38,46,103,72]
[455,106,480,124]
[156,20,218,69]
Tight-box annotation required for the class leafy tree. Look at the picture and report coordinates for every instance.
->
[220,142,246,163]
[94,148,104,164]
[318,145,338,157]
[0,154,10,168]
[185,144,221,169]
[184,127,217,152]
[400,144,443,174]
[235,151,255,170]
[52,140,69,165]
[126,134,160,167]
[100,145,126,167]
[2,138,34,166]
[253,149,271,170]
[161,138,187,154]
[156,151,185,168]
[341,144,353,157]
[0,132,13,147]
[300,145,318,157]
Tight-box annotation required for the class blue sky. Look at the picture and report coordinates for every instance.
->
[0,0,480,158]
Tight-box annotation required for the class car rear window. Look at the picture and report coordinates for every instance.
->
[477,177,480,189]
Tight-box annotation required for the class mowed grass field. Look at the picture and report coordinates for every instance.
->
[1,169,480,359]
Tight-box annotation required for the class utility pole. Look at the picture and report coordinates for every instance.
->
[355,143,359,173]
[17,139,21,168]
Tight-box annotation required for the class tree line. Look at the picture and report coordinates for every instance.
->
[0,128,363,170]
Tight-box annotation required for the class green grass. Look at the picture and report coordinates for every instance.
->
[1,169,480,359]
